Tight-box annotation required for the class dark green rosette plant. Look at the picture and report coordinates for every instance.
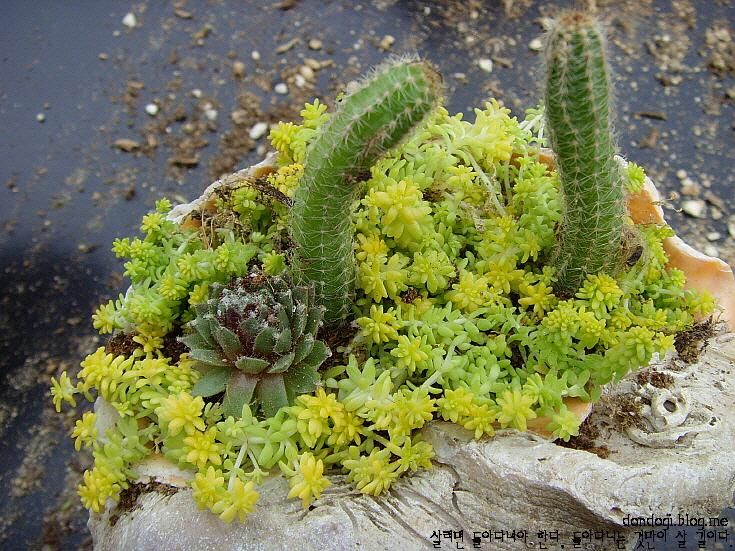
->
[182,274,331,418]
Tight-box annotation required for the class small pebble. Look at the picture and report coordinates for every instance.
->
[251,50,261,61]
[703,245,719,257]
[274,82,288,95]
[308,38,322,50]
[249,122,269,140]
[529,37,543,51]
[232,60,246,78]
[675,169,687,180]
[681,199,705,218]
[727,217,735,238]
[98,53,109,60]
[294,74,306,88]
[231,109,248,125]
[191,89,202,98]
[477,58,493,73]
[145,103,159,116]
[379,35,395,51]
[299,65,315,80]
[203,105,218,121]
[122,12,137,29]
[36,113,46,123]
[706,231,722,241]
[680,178,700,196]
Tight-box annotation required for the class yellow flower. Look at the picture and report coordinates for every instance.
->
[191,466,225,510]
[132,333,164,354]
[71,412,98,451]
[437,387,475,423]
[156,392,206,436]
[496,389,537,432]
[390,334,430,375]
[462,403,497,439]
[212,478,260,523]
[344,447,399,496]
[446,271,490,312]
[328,410,363,447]
[50,371,77,412]
[370,178,432,246]
[356,305,402,344]
[287,452,331,508]
[183,428,223,469]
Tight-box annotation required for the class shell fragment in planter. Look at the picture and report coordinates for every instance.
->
[181,274,331,419]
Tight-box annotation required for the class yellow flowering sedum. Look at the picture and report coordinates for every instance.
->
[287,452,331,508]
[156,393,206,436]
[212,478,260,523]
[53,84,716,525]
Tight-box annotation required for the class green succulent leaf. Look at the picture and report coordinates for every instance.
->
[277,290,294,315]
[291,303,308,342]
[254,328,276,354]
[213,325,243,358]
[273,327,293,354]
[276,305,291,330]
[179,332,210,352]
[188,348,227,367]
[190,317,216,346]
[223,372,257,418]
[283,363,320,398]
[235,356,270,374]
[304,306,324,336]
[292,334,315,364]
[240,316,262,338]
[301,340,330,368]
[268,352,295,374]
[191,366,228,397]
[256,375,289,418]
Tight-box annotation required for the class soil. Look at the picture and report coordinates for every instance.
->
[108,480,179,527]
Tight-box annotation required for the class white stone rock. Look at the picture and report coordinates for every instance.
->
[248,122,268,140]
[274,83,288,95]
[681,199,705,218]
[477,58,493,73]
[122,13,137,29]
[145,103,159,116]
[529,37,543,51]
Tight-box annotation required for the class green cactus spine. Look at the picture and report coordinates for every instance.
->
[290,57,442,323]
[180,273,330,418]
[544,12,626,292]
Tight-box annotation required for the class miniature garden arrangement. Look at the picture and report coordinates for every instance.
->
[50,11,734,544]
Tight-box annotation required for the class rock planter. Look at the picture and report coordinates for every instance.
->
[87,151,735,550]
[50,17,735,551]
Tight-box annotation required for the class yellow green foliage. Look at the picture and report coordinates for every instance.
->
[52,93,715,524]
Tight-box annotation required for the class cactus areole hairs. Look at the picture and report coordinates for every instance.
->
[544,12,626,292]
[290,57,443,323]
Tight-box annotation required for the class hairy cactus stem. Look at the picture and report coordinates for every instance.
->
[544,11,626,292]
[290,57,442,324]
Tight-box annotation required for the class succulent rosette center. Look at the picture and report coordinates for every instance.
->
[181,273,331,418]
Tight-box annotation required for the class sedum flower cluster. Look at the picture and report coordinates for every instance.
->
[51,98,714,523]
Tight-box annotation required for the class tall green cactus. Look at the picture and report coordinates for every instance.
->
[544,12,626,292]
[290,57,442,323]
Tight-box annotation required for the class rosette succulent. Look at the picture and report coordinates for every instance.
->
[181,273,331,418]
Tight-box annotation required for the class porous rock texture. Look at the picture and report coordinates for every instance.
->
[90,332,735,551]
